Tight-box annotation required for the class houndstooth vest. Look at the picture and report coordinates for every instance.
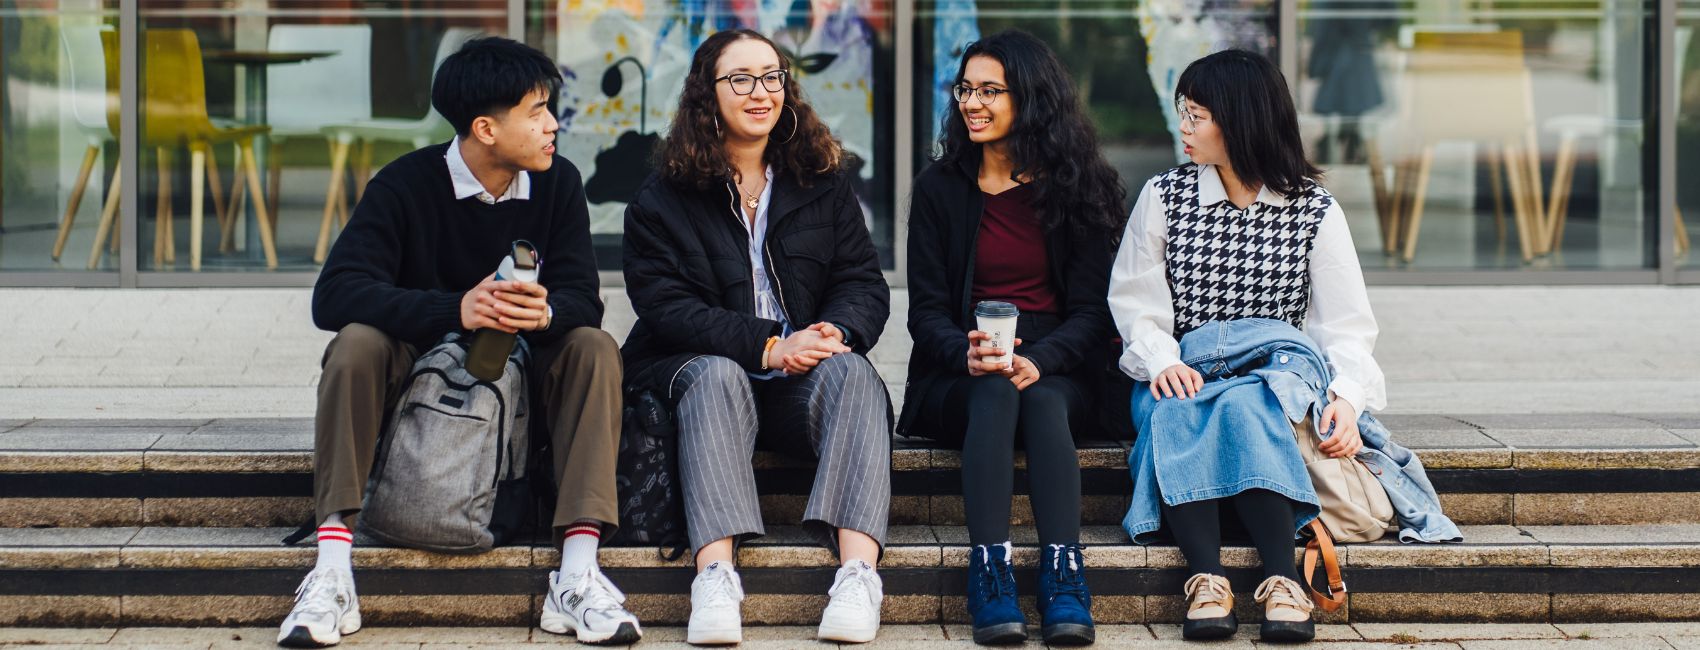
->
[1158,163,1333,337]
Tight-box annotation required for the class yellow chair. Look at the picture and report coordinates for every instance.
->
[1383,31,1547,263]
[88,29,275,271]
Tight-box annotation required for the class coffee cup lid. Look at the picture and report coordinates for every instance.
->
[974,300,1019,318]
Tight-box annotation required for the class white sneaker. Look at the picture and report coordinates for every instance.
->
[686,561,745,645]
[276,567,361,647]
[540,568,643,644]
[817,560,882,643]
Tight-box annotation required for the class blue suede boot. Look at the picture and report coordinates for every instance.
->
[1038,544,1095,645]
[966,542,1026,645]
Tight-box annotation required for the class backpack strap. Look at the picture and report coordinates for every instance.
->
[1302,519,1347,612]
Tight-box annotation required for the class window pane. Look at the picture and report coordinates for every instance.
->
[1298,0,1656,271]
[137,0,508,273]
[0,1,120,272]
[535,0,898,270]
[916,0,1279,199]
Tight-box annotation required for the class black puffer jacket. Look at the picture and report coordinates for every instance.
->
[621,170,890,396]
[898,155,1120,436]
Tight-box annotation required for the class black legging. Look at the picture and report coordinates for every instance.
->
[918,372,1086,546]
[1161,489,1302,581]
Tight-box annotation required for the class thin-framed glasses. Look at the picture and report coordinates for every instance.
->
[717,70,788,95]
[1176,96,1207,130]
[952,84,1009,106]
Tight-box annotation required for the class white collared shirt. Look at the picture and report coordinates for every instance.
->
[445,138,530,204]
[1108,163,1386,415]
[735,166,791,379]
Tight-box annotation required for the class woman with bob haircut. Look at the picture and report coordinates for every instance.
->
[902,29,1124,647]
[618,28,893,646]
[1108,49,1384,643]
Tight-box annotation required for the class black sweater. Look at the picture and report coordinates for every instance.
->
[312,143,603,350]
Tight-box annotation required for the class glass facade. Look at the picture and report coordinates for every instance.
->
[0,0,1691,284]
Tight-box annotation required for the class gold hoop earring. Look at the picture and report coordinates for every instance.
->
[772,105,798,144]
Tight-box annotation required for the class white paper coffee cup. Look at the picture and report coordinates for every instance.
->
[974,301,1020,367]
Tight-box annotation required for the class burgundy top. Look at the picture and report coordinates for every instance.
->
[971,183,1059,314]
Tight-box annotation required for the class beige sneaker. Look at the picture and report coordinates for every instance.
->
[1253,575,1315,643]
[1181,573,1236,639]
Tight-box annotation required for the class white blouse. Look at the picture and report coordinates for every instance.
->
[1108,164,1387,415]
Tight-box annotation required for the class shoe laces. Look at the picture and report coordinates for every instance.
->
[566,568,628,615]
[698,562,745,607]
[291,568,348,618]
[974,543,1017,601]
[1045,544,1089,600]
[1254,576,1314,614]
[1183,573,1231,609]
[827,560,880,607]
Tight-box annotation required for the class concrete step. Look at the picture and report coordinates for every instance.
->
[3,524,1698,627]
[4,416,1700,528]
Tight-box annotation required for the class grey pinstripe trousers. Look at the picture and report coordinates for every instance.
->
[671,353,892,554]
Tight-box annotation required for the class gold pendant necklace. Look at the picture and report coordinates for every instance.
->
[745,193,759,210]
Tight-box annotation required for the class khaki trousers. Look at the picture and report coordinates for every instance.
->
[314,323,623,535]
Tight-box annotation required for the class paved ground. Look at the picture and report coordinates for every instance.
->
[3,623,1699,648]
[2,286,1698,418]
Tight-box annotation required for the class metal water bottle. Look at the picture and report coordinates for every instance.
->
[465,241,538,381]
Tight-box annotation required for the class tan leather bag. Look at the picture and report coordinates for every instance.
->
[1293,415,1396,544]
[1291,414,1396,612]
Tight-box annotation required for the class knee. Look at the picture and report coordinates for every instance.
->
[685,355,747,390]
[965,375,1020,413]
[321,324,398,376]
[554,327,620,370]
[1017,382,1072,417]
[815,352,881,388]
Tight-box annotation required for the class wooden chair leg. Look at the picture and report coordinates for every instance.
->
[154,147,168,266]
[53,144,101,262]
[241,140,279,269]
[1384,157,1412,255]
[316,138,351,263]
[1524,129,1548,254]
[190,144,206,271]
[163,149,176,264]
[1400,146,1435,263]
[88,163,122,270]
[268,140,283,232]
[354,139,373,202]
[206,144,228,242]
[1548,133,1578,254]
[223,147,247,253]
[1364,137,1393,255]
[1502,144,1536,263]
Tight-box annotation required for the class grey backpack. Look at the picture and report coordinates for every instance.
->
[360,332,533,554]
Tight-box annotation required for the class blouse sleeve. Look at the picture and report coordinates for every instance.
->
[1108,177,1184,382]
[1303,202,1387,415]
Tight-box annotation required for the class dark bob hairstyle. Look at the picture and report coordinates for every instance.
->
[1175,49,1321,197]
[656,29,843,190]
[935,29,1126,237]
[431,36,562,138]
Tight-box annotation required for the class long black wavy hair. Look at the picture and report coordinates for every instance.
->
[1175,49,1322,197]
[935,29,1126,237]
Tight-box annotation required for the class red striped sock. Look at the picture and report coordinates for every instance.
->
[316,524,353,571]
[560,521,601,575]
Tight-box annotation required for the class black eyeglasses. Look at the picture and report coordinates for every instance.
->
[952,84,1009,106]
[716,70,787,96]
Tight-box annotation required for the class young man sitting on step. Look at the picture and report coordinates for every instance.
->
[279,36,640,647]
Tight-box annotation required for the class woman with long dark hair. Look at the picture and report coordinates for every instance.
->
[901,29,1124,646]
[1109,49,1384,643]
[620,29,892,645]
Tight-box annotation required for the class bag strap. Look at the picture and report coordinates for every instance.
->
[1302,519,1347,612]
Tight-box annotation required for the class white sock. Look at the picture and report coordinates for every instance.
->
[560,521,601,576]
[315,513,353,572]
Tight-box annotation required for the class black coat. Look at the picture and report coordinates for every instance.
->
[898,156,1120,436]
[621,170,891,396]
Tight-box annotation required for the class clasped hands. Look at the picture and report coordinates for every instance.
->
[764,323,851,375]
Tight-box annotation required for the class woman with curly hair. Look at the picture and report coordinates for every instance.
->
[619,29,892,646]
[901,29,1125,646]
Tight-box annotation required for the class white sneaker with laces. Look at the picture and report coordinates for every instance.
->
[817,560,883,643]
[540,568,644,645]
[686,561,745,645]
[276,567,361,648]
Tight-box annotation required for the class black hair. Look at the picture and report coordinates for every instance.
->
[1175,49,1321,197]
[431,36,562,138]
[936,29,1126,237]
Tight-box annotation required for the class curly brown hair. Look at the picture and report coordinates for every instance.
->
[656,29,843,190]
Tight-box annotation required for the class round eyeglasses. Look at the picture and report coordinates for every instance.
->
[716,70,788,96]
